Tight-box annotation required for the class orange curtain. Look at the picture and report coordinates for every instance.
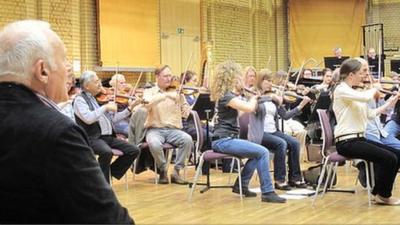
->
[98,0,159,67]
[289,0,365,68]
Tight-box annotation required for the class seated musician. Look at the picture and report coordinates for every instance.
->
[244,66,257,89]
[301,68,313,78]
[273,71,309,162]
[311,68,333,93]
[57,61,79,121]
[108,73,133,137]
[211,60,286,203]
[333,47,343,59]
[334,58,400,205]
[74,71,140,183]
[248,69,311,190]
[390,71,399,91]
[355,74,400,187]
[143,65,192,184]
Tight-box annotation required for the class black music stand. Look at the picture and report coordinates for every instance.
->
[361,55,385,79]
[391,60,400,74]
[324,56,349,70]
[308,92,331,123]
[192,93,215,120]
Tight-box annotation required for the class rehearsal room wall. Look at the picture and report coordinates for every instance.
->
[201,0,289,72]
[0,0,98,77]
[367,0,400,75]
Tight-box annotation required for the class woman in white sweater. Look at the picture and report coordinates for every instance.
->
[333,58,400,205]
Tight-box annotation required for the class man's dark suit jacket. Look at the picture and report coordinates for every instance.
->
[0,82,134,224]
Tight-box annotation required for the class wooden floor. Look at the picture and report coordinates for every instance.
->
[111,162,400,224]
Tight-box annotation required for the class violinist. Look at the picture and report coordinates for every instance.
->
[143,65,192,184]
[210,60,285,203]
[248,69,311,190]
[311,68,334,93]
[333,58,400,205]
[301,68,313,79]
[353,70,400,188]
[390,71,399,91]
[108,73,133,136]
[180,70,214,161]
[180,70,199,105]
[57,60,79,121]
[244,66,257,89]
[73,71,140,183]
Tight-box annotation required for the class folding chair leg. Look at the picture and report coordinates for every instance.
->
[124,173,128,191]
[154,161,158,184]
[235,158,243,200]
[165,149,173,174]
[228,158,235,185]
[323,163,334,195]
[362,160,373,206]
[312,156,330,207]
[329,162,339,189]
[189,155,205,201]
[132,150,142,181]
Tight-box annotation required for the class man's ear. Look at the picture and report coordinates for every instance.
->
[32,59,49,84]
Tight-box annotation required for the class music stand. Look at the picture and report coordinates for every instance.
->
[308,92,331,123]
[192,93,215,120]
[391,60,400,74]
[361,55,384,79]
[324,56,349,70]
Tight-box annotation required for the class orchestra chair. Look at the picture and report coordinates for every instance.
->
[312,109,374,206]
[109,134,129,190]
[132,142,176,184]
[110,149,129,190]
[188,110,243,201]
[239,112,274,172]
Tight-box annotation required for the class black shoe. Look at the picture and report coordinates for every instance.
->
[232,186,257,197]
[274,182,292,191]
[357,164,367,188]
[158,170,169,184]
[261,192,286,203]
[289,181,308,188]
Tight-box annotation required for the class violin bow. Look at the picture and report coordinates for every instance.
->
[281,63,292,97]
[177,52,194,95]
[266,55,272,69]
[113,62,119,103]
[378,38,382,81]
[129,70,143,96]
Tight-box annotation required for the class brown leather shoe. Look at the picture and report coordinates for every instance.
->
[158,170,169,184]
[170,173,188,185]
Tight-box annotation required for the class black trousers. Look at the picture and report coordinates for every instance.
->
[91,135,139,183]
[336,137,399,198]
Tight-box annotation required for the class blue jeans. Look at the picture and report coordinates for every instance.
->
[261,131,302,183]
[385,120,400,138]
[212,138,274,194]
[366,132,400,151]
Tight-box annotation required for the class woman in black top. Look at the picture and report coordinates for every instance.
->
[210,60,285,203]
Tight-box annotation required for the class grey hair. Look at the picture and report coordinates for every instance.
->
[0,20,58,77]
[80,70,97,88]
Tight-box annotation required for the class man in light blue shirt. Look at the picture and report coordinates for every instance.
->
[74,71,140,183]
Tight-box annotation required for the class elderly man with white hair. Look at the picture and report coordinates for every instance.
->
[0,20,134,223]
[74,70,140,183]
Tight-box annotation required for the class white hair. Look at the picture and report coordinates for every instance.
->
[80,70,97,88]
[0,20,57,77]
[109,73,126,87]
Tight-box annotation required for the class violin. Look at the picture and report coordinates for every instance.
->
[95,87,114,105]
